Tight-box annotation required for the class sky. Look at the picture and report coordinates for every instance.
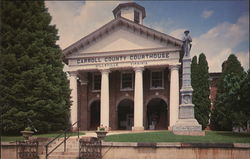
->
[45,0,249,72]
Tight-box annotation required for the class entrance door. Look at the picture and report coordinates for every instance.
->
[90,100,100,130]
[126,114,134,130]
[117,99,134,130]
[147,98,168,130]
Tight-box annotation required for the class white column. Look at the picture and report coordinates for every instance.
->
[169,65,180,129]
[100,69,110,128]
[69,71,78,128]
[132,67,144,131]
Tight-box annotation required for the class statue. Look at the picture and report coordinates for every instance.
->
[183,30,192,57]
[172,29,203,136]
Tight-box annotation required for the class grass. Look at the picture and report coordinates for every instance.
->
[1,132,85,142]
[104,131,250,143]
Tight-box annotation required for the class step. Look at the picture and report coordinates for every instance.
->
[47,139,79,153]
[39,154,78,159]
[40,152,79,159]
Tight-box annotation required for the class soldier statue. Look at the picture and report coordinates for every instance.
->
[183,30,192,57]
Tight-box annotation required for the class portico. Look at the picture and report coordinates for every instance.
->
[67,57,181,131]
[63,2,183,131]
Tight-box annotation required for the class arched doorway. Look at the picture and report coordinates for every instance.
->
[90,100,100,130]
[146,98,168,130]
[117,99,134,130]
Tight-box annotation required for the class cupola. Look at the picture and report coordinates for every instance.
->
[113,2,146,25]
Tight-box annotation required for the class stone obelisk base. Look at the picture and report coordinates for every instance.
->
[172,56,204,136]
[173,119,204,136]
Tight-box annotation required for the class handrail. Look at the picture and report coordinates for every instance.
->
[45,120,79,159]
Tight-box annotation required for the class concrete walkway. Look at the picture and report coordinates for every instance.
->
[74,130,167,138]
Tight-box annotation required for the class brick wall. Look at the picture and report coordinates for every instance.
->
[78,68,171,130]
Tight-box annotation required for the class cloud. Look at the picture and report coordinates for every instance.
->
[169,29,186,39]
[201,10,214,19]
[191,14,249,72]
[46,2,249,72]
[46,1,123,49]
[145,18,174,34]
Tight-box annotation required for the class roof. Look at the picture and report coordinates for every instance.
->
[209,72,222,79]
[113,2,146,19]
[62,17,183,63]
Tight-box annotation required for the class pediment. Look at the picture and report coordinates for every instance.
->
[79,28,180,55]
[63,17,183,61]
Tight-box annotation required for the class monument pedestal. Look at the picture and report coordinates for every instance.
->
[173,119,204,136]
[172,56,203,136]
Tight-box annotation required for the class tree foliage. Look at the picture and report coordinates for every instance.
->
[210,54,248,131]
[0,1,71,134]
[191,53,211,129]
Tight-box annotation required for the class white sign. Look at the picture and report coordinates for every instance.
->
[67,52,181,70]
[76,52,169,65]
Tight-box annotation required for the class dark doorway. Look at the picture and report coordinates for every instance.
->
[117,99,134,130]
[147,98,168,130]
[90,100,100,130]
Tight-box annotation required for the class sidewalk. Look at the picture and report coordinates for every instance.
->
[75,130,167,138]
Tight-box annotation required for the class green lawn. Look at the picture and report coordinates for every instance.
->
[1,132,85,142]
[105,131,250,143]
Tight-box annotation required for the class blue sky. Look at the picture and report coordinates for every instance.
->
[46,1,249,72]
[140,1,248,35]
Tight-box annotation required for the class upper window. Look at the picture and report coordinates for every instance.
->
[93,73,101,91]
[134,10,140,24]
[117,11,121,18]
[151,70,164,89]
[121,72,133,90]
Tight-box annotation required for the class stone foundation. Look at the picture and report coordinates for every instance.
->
[172,119,204,136]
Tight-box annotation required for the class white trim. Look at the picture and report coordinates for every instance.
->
[67,47,180,59]
[150,69,164,90]
[92,72,101,92]
[120,71,134,91]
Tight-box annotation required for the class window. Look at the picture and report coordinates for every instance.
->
[134,10,140,24]
[151,71,164,89]
[117,11,121,18]
[121,72,133,90]
[93,73,101,91]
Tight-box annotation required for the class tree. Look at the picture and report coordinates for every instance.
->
[191,53,211,129]
[237,70,250,130]
[0,1,71,134]
[210,54,245,130]
[224,72,250,131]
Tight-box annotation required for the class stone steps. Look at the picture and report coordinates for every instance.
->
[39,153,78,159]
[47,138,79,152]
[40,138,80,159]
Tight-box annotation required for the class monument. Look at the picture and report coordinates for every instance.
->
[172,30,204,136]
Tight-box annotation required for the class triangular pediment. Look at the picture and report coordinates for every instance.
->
[63,17,183,60]
[79,28,178,54]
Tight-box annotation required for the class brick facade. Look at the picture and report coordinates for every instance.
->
[77,67,172,131]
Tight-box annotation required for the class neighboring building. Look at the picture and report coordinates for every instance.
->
[206,72,221,130]
[209,72,221,110]
[63,2,184,131]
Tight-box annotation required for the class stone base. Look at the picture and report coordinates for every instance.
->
[168,126,172,131]
[172,119,204,136]
[173,130,205,136]
[132,126,144,131]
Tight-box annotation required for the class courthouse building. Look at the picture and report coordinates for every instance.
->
[63,2,185,131]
